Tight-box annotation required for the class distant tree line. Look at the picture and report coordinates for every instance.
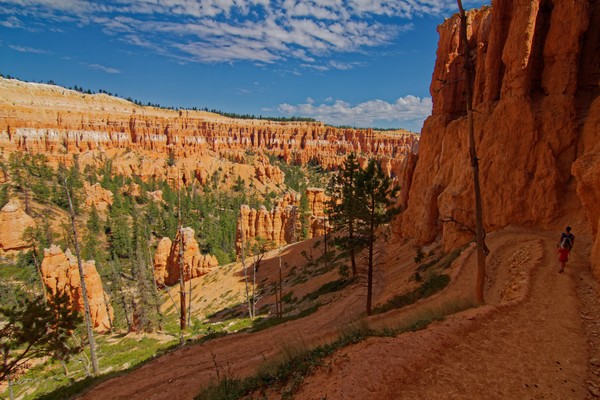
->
[325,124,407,132]
[209,110,316,123]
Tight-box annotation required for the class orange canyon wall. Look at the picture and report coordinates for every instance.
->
[398,0,600,277]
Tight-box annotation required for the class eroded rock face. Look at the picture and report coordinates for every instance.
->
[398,1,600,267]
[0,199,36,252]
[573,138,600,278]
[0,77,418,188]
[255,155,285,185]
[40,245,113,332]
[84,182,113,212]
[236,188,330,254]
[153,227,218,287]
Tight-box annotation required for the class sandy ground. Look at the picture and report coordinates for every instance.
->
[79,227,600,400]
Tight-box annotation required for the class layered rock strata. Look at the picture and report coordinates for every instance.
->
[0,78,417,189]
[40,245,113,332]
[153,227,219,287]
[398,1,600,277]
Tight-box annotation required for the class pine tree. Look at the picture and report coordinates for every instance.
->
[298,192,310,240]
[130,209,160,332]
[355,159,399,315]
[327,153,362,277]
[107,193,132,259]
[1,293,82,382]
[82,205,101,260]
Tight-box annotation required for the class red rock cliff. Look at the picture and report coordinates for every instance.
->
[398,1,600,277]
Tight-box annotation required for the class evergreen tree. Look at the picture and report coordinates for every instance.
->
[130,209,160,332]
[1,293,82,382]
[355,159,399,315]
[107,259,133,331]
[107,193,132,259]
[327,153,362,276]
[82,205,101,260]
[54,160,83,211]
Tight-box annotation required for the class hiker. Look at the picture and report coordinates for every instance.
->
[558,226,575,250]
[557,226,575,273]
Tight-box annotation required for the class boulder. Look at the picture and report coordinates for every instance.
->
[0,199,36,252]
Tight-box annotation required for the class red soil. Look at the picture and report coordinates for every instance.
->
[80,227,600,399]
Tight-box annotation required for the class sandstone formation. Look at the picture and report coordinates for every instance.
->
[0,199,36,252]
[398,1,600,278]
[236,188,330,254]
[153,227,219,287]
[40,245,113,332]
[84,182,113,211]
[254,155,285,185]
[0,77,418,190]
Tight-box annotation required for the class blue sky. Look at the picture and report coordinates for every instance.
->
[0,0,489,132]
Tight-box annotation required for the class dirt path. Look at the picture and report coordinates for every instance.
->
[296,230,600,399]
[79,271,368,400]
[80,229,600,399]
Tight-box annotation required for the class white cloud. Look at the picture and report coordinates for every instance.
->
[0,0,455,65]
[278,95,432,131]
[0,16,23,28]
[8,44,49,53]
[84,63,121,74]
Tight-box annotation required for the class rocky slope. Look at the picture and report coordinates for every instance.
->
[398,1,600,278]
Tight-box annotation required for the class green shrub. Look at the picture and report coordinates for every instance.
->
[372,273,450,315]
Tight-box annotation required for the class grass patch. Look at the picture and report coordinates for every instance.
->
[372,273,450,315]
[250,304,321,333]
[195,324,367,400]
[16,335,180,400]
[416,257,442,274]
[301,278,351,302]
[437,247,464,269]
[195,297,476,400]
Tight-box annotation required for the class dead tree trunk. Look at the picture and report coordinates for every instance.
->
[62,174,99,376]
[177,177,186,344]
[240,211,253,319]
[110,261,132,331]
[457,0,486,304]
[277,245,283,318]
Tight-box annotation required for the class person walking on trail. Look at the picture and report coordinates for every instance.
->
[558,226,575,250]
[557,226,575,273]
